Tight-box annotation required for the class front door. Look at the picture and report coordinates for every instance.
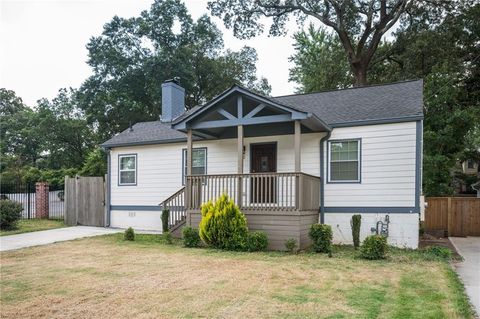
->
[250,143,277,203]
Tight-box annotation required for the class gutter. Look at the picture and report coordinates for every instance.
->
[319,131,332,224]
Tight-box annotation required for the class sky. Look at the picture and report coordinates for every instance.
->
[0,0,306,106]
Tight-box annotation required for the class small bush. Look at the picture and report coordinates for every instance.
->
[351,214,361,249]
[164,231,173,244]
[419,221,425,236]
[161,209,169,232]
[309,224,333,253]
[199,194,248,251]
[426,246,452,260]
[182,227,201,247]
[246,231,268,252]
[124,227,135,241]
[360,235,388,260]
[284,238,297,253]
[0,199,23,230]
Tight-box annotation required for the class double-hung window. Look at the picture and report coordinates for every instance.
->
[118,154,137,185]
[328,140,360,182]
[182,148,207,184]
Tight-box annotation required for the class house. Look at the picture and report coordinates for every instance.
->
[101,79,424,250]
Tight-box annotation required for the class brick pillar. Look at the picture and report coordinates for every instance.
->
[35,182,49,218]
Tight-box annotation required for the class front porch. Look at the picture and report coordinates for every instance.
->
[162,86,329,249]
[185,172,320,250]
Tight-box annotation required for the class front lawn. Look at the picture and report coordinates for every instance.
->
[0,234,474,318]
[0,219,66,236]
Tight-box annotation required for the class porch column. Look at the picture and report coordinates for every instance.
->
[237,125,243,174]
[186,129,193,208]
[294,120,301,172]
[237,125,243,207]
[187,129,193,175]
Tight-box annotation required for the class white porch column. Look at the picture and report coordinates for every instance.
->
[237,125,244,174]
[186,129,193,208]
[294,120,301,172]
[187,129,193,176]
[237,125,243,207]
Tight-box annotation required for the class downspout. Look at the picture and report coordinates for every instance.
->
[319,131,332,224]
[106,149,111,227]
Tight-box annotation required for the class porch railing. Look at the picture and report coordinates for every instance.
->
[159,187,186,229]
[186,172,320,211]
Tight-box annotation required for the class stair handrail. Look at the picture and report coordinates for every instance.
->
[159,187,186,230]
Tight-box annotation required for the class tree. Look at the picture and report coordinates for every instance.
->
[289,25,351,91]
[0,89,42,168]
[36,88,96,169]
[79,0,270,141]
[208,0,415,86]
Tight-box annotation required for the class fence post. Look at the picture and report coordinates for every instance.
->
[27,183,31,219]
[447,197,453,236]
[35,182,49,219]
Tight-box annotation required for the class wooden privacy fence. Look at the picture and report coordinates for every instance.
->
[64,176,105,226]
[424,197,480,237]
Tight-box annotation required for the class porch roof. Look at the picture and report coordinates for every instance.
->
[171,85,331,136]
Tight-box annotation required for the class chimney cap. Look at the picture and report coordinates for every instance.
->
[164,77,181,85]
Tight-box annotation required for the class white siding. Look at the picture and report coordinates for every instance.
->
[324,121,417,207]
[110,132,325,207]
[325,213,419,249]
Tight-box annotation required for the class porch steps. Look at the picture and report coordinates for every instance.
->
[159,187,187,236]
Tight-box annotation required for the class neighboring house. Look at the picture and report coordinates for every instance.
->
[455,159,480,195]
[102,79,424,249]
[461,159,479,176]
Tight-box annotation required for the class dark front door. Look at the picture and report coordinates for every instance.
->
[250,143,277,203]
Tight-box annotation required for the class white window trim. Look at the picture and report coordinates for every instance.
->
[118,154,137,186]
[327,139,361,183]
[182,148,207,185]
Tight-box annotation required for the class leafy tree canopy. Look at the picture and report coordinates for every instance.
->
[79,0,270,141]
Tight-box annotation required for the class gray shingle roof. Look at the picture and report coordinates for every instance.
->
[273,79,423,125]
[102,80,423,148]
[101,121,187,148]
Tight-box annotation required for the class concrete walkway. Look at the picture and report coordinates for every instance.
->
[0,226,122,252]
[450,237,480,316]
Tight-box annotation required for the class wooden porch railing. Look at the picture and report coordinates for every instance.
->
[186,172,320,211]
[159,187,186,229]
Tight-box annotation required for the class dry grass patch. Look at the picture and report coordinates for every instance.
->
[0,234,474,319]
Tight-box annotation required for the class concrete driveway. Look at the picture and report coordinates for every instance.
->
[0,226,122,252]
[450,237,480,315]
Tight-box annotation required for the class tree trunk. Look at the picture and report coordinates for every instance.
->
[352,64,368,86]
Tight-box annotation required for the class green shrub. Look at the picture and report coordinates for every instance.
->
[182,227,201,247]
[309,224,332,253]
[161,209,169,232]
[284,238,297,253]
[419,221,425,236]
[360,235,388,260]
[351,214,361,250]
[0,199,23,230]
[199,194,248,250]
[124,227,135,241]
[426,246,452,260]
[164,231,173,244]
[246,231,268,252]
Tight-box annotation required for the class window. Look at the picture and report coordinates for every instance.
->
[467,160,475,169]
[118,154,137,185]
[328,140,360,182]
[182,148,207,184]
